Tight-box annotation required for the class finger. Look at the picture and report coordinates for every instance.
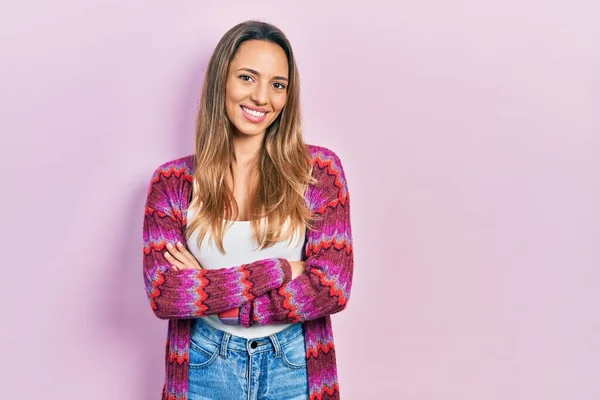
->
[164,252,186,270]
[165,243,188,264]
[173,242,195,265]
[176,242,202,269]
[168,242,201,269]
[167,246,198,270]
[165,243,201,270]
[166,250,197,270]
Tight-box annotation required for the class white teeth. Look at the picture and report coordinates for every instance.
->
[242,106,266,117]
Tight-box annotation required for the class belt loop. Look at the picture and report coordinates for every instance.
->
[220,332,230,358]
[269,333,281,358]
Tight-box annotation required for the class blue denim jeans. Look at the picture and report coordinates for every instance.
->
[188,318,309,400]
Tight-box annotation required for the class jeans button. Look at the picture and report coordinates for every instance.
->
[250,340,258,349]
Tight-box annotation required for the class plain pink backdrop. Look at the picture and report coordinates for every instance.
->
[1,1,599,399]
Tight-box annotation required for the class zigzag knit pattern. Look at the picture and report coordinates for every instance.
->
[142,144,354,400]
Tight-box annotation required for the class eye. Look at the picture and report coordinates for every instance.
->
[239,74,254,82]
[273,82,286,90]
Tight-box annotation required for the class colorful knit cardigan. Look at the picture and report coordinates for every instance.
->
[142,144,354,399]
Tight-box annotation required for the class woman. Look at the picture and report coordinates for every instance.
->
[143,20,353,399]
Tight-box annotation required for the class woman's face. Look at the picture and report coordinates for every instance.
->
[225,39,289,137]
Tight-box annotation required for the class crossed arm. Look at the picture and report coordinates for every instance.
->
[239,153,354,326]
[142,168,294,320]
[162,244,308,325]
[143,151,353,324]
[208,154,354,326]
[239,187,353,327]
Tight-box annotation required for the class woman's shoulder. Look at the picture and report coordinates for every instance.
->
[146,155,195,211]
[305,143,347,178]
[150,154,195,180]
[147,155,195,202]
[305,143,349,204]
[306,143,345,166]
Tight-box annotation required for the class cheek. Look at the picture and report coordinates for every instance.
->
[224,94,236,119]
[271,94,287,113]
[225,85,242,118]
[225,80,246,104]
[224,102,235,121]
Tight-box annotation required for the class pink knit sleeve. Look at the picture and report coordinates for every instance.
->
[238,149,354,326]
[142,166,292,320]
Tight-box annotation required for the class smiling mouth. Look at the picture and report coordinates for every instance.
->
[241,106,267,117]
[240,105,269,123]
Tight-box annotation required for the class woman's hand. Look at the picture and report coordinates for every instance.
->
[289,261,306,280]
[164,242,202,271]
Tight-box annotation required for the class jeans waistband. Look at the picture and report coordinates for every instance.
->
[191,317,304,354]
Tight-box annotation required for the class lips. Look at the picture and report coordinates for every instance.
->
[241,105,268,123]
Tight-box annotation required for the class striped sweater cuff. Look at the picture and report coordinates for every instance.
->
[239,258,291,326]
[244,257,292,298]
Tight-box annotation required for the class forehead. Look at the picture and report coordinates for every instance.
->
[229,40,288,77]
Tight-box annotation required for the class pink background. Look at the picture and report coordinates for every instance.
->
[2,1,599,399]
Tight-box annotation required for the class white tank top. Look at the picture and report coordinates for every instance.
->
[185,204,306,338]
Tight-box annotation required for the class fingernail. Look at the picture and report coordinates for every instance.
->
[177,241,182,247]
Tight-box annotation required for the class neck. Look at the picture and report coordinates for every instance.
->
[231,130,264,166]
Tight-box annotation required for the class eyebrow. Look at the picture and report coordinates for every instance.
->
[237,68,289,82]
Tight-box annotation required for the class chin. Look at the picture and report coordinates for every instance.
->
[233,117,276,136]
[232,123,266,136]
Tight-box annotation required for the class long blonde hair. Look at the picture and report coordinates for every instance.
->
[186,20,319,253]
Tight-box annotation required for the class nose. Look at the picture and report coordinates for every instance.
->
[250,82,269,106]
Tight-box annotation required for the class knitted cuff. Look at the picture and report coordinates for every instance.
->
[239,301,252,327]
[243,258,292,297]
